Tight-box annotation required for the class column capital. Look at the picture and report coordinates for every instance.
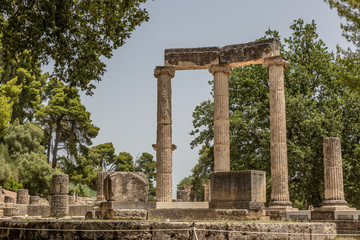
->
[262,56,289,68]
[154,66,175,78]
[209,64,232,76]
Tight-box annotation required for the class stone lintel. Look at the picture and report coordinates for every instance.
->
[164,38,280,70]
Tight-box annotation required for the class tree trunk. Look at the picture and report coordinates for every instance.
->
[52,117,62,168]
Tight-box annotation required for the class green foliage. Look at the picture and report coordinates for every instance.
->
[69,182,96,198]
[88,142,116,170]
[36,79,99,168]
[4,175,23,192]
[18,152,54,197]
[113,152,135,172]
[0,0,149,94]
[188,19,360,209]
[0,144,11,184]
[135,153,156,200]
[0,78,22,136]
[324,0,360,90]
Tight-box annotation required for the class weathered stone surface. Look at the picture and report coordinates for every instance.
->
[202,183,211,202]
[85,210,101,220]
[210,65,232,172]
[0,221,152,240]
[152,222,190,240]
[51,174,69,195]
[16,189,29,204]
[27,205,50,217]
[165,38,280,70]
[193,222,228,240]
[96,171,112,202]
[29,196,41,205]
[50,194,69,217]
[177,190,191,202]
[154,66,175,202]
[228,222,336,240]
[4,196,15,203]
[0,186,2,203]
[102,208,147,220]
[69,205,96,217]
[103,172,149,202]
[210,170,266,210]
[100,201,156,210]
[263,56,292,208]
[322,137,348,208]
[3,207,19,216]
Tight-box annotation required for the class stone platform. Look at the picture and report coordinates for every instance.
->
[0,220,337,240]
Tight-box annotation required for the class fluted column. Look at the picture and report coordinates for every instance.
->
[263,56,292,208]
[322,137,348,207]
[209,65,232,172]
[202,183,211,202]
[154,66,176,202]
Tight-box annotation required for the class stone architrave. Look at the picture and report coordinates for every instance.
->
[263,56,292,209]
[50,174,69,218]
[97,171,112,202]
[16,189,29,204]
[103,172,149,202]
[209,64,232,172]
[153,66,176,202]
[202,183,211,202]
[322,137,348,208]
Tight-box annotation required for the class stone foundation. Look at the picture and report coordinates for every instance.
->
[0,220,336,240]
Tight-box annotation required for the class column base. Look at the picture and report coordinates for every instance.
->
[268,200,293,209]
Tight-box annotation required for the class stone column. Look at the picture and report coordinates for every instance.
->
[202,183,211,202]
[97,171,112,202]
[50,174,69,217]
[322,137,348,208]
[16,189,29,204]
[154,66,176,202]
[263,56,292,208]
[209,65,232,172]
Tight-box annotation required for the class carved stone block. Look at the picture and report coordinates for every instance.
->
[103,172,149,202]
[16,189,29,204]
[176,190,191,202]
[209,170,266,210]
[4,196,15,203]
[29,196,41,205]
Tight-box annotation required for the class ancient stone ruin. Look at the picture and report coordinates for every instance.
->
[153,38,292,212]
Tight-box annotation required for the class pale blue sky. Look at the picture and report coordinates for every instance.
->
[78,0,347,197]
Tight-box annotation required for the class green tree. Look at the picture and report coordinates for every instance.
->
[0,144,11,184]
[2,120,54,197]
[88,142,116,170]
[4,176,23,192]
[113,152,135,172]
[324,0,360,90]
[18,152,54,197]
[0,78,22,136]
[135,152,156,200]
[36,79,99,168]
[0,0,149,94]
[0,42,46,123]
[189,19,360,209]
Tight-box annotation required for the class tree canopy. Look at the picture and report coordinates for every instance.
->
[0,0,149,94]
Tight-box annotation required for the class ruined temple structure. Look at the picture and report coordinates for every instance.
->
[152,38,293,211]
